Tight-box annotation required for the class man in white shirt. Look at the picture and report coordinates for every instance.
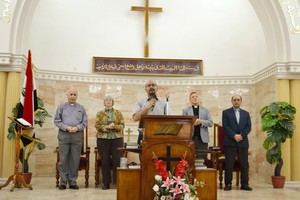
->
[132,80,171,145]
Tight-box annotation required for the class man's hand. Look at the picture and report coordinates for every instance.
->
[147,98,156,110]
[194,119,202,126]
[234,134,243,142]
[132,97,157,122]
[67,126,78,133]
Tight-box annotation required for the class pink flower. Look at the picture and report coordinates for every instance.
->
[169,183,182,197]
[173,176,186,186]
[161,177,174,189]
[180,182,190,193]
[152,151,203,199]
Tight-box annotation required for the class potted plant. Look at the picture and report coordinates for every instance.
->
[7,97,51,184]
[260,101,296,188]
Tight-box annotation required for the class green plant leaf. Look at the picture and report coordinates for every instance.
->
[7,131,16,140]
[266,145,281,164]
[260,101,296,176]
[7,96,51,172]
[36,140,46,150]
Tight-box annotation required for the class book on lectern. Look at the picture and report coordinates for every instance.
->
[154,123,183,135]
[15,118,32,127]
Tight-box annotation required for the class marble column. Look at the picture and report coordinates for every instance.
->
[277,80,291,180]
[290,80,300,181]
[0,72,7,177]
[2,72,22,177]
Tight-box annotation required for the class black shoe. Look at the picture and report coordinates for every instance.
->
[224,184,232,191]
[102,185,110,190]
[240,185,253,191]
[59,185,66,190]
[69,185,79,190]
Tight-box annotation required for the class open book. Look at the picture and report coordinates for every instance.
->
[154,123,183,135]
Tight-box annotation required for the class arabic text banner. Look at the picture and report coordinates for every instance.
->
[92,57,202,76]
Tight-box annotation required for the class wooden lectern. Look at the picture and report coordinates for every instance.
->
[117,115,217,200]
[0,117,33,191]
[141,115,195,199]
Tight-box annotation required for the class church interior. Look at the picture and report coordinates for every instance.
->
[1,1,300,199]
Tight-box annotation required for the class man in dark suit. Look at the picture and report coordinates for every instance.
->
[222,94,252,191]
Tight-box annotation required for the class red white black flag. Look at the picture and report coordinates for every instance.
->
[17,50,38,148]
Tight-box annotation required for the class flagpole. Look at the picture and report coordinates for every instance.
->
[0,50,36,191]
[0,118,33,191]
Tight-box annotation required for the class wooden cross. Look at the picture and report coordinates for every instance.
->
[158,145,181,171]
[131,0,163,57]
[125,128,133,142]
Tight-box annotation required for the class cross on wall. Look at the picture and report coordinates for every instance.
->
[131,0,163,57]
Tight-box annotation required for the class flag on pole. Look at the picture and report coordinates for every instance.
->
[17,50,38,149]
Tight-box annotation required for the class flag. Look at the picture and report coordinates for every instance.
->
[17,50,38,149]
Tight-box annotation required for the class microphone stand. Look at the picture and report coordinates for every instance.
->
[165,96,170,115]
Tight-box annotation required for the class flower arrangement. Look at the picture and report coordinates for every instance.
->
[152,151,206,200]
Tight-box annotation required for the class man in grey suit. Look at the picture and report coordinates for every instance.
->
[182,92,213,159]
[222,94,252,191]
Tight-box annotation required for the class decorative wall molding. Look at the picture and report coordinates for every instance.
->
[279,0,300,34]
[1,53,300,85]
[34,63,300,86]
[34,70,256,86]
[0,0,13,24]
[0,53,26,71]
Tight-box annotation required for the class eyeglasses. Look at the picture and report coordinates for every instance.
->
[146,84,157,87]
[232,99,241,101]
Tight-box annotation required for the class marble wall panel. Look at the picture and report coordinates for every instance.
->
[29,78,276,184]
[252,76,277,182]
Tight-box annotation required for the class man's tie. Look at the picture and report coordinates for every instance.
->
[235,109,240,124]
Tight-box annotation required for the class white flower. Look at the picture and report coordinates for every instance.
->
[153,184,160,192]
[184,193,196,200]
[155,175,162,182]
[184,193,190,200]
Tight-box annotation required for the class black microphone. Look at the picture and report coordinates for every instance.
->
[151,95,158,111]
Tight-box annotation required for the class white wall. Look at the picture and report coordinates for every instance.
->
[21,0,266,76]
[3,1,299,76]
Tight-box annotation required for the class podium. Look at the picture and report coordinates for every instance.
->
[0,117,33,191]
[117,115,217,200]
[140,115,195,199]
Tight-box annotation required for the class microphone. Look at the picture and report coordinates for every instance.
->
[151,95,158,111]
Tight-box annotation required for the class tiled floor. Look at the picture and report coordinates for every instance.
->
[0,177,299,200]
